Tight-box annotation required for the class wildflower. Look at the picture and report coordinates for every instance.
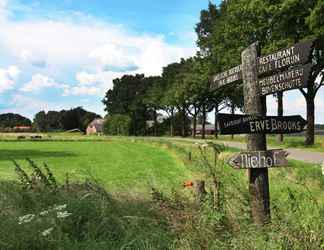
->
[18,214,35,224]
[321,161,324,176]
[57,211,72,219]
[53,204,67,211]
[39,210,49,216]
[41,227,53,236]
[200,144,208,149]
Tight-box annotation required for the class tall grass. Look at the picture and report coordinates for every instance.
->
[1,140,323,249]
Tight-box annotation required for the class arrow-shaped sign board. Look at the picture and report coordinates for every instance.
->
[229,149,289,169]
[258,40,314,76]
[211,39,315,90]
[217,113,307,135]
[259,63,312,96]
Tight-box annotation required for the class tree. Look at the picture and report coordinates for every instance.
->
[0,113,31,129]
[34,108,100,132]
[102,74,151,136]
[103,114,131,135]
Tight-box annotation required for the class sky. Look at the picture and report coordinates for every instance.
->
[0,0,323,123]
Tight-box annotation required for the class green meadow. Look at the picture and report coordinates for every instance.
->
[0,139,191,192]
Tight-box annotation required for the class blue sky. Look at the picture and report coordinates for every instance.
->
[0,0,323,123]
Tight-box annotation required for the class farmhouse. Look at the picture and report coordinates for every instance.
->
[191,124,215,135]
[86,118,105,135]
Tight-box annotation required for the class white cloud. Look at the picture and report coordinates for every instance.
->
[89,43,139,72]
[21,74,67,92]
[20,49,47,68]
[0,0,196,116]
[63,86,101,96]
[0,65,20,93]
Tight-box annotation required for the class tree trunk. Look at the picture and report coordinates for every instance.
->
[170,109,174,137]
[182,108,186,137]
[231,103,235,140]
[214,103,218,139]
[305,96,315,145]
[193,113,197,138]
[202,105,206,139]
[276,92,284,143]
[153,109,157,137]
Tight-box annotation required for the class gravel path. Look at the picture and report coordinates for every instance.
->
[159,137,324,165]
[215,140,324,165]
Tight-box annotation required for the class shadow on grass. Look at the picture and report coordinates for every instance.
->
[0,150,77,161]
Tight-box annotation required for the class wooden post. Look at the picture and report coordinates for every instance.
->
[194,180,207,203]
[242,43,270,224]
[277,91,284,143]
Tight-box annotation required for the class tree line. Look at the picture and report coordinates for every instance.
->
[103,0,324,145]
[34,107,101,132]
[0,107,101,133]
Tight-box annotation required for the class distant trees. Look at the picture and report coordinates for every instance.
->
[103,114,131,136]
[34,107,101,132]
[0,113,31,129]
[102,74,159,136]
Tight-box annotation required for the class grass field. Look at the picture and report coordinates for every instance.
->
[0,135,323,249]
[0,139,191,192]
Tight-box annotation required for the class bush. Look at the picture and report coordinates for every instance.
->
[103,114,131,136]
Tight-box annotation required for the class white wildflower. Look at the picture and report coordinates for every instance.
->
[39,210,49,216]
[57,211,72,219]
[18,214,35,224]
[53,204,67,211]
[41,227,53,236]
[321,161,324,176]
[200,144,208,149]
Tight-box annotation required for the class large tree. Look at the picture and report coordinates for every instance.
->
[102,74,151,136]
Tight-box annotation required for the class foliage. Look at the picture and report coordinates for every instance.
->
[102,74,160,136]
[103,114,131,135]
[34,107,101,132]
[0,113,31,129]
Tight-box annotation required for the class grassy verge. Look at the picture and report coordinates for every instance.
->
[0,137,323,249]
[211,134,324,153]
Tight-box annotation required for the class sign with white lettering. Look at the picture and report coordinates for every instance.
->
[259,64,312,96]
[229,149,289,169]
[212,65,242,89]
[258,40,314,76]
[211,40,314,90]
[217,113,307,135]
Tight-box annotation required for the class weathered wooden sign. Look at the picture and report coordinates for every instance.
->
[211,39,314,90]
[212,65,242,89]
[229,149,289,169]
[217,113,307,135]
[258,40,314,76]
[259,63,312,96]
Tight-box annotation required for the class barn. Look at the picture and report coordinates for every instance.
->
[86,118,105,135]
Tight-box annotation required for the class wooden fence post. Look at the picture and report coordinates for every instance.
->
[242,43,270,224]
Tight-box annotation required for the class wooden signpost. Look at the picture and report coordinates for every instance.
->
[212,39,314,225]
[229,149,289,169]
[217,113,307,135]
[211,39,315,91]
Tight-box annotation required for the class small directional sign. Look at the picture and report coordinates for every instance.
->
[229,149,289,169]
[217,113,307,135]
[211,39,314,90]
[212,65,242,89]
[259,63,312,96]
